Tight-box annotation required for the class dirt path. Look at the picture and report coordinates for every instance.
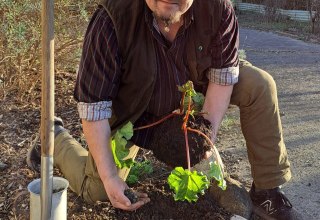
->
[221,28,320,219]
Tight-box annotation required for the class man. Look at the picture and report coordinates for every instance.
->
[28,0,302,219]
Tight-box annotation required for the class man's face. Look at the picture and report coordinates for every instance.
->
[145,0,194,23]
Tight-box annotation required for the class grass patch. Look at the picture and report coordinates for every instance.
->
[220,115,236,131]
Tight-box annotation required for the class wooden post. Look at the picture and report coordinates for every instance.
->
[40,0,55,219]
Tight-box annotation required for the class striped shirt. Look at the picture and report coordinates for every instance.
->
[74,2,239,147]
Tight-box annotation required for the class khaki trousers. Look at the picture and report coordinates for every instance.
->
[54,60,291,203]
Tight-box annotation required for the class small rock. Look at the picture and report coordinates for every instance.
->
[0,162,8,170]
[6,182,14,190]
[231,215,248,220]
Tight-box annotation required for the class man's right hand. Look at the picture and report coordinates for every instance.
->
[82,119,149,210]
[103,174,150,211]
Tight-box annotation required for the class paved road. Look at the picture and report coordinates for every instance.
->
[239,28,320,219]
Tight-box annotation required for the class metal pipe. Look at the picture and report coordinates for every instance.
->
[40,0,55,218]
[40,156,54,219]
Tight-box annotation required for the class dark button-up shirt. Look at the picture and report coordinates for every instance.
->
[74,2,239,147]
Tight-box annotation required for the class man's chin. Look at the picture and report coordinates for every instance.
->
[156,11,181,24]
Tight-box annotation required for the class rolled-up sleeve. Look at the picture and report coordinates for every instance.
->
[77,101,112,121]
[74,7,121,121]
[207,1,239,86]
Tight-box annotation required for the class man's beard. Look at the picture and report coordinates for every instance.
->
[154,11,182,25]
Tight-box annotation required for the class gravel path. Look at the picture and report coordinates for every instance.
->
[239,28,320,219]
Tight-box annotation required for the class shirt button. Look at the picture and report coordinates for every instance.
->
[198,45,203,51]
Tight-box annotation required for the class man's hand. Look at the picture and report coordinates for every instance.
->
[82,119,150,210]
[103,174,150,211]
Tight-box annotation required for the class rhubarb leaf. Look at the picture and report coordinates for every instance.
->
[179,81,204,113]
[118,121,134,140]
[111,122,134,169]
[168,167,210,202]
[208,161,227,190]
[178,81,197,97]
[192,92,204,112]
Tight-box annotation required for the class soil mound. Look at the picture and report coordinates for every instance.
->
[149,115,212,168]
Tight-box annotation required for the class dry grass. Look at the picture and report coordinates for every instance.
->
[0,0,94,107]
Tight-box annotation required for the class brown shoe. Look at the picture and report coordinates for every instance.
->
[250,183,303,220]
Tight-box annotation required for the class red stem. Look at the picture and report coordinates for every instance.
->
[182,95,192,170]
[187,127,225,175]
[135,90,188,131]
[180,91,186,113]
[184,127,191,170]
[133,112,179,131]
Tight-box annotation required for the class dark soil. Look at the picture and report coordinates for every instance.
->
[61,153,232,220]
[52,187,65,194]
[149,115,213,168]
[124,188,138,204]
[131,179,231,220]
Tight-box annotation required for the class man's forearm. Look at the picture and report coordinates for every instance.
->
[82,119,118,182]
[202,82,234,139]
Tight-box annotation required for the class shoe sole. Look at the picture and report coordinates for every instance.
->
[252,206,276,220]
[26,135,41,173]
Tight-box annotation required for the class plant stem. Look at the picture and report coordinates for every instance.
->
[133,112,179,131]
[180,91,186,113]
[186,127,225,176]
[183,95,192,170]
[184,128,191,170]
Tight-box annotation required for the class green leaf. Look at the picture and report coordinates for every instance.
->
[178,81,197,97]
[192,92,205,112]
[126,174,139,185]
[118,122,134,140]
[208,161,227,190]
[111,122,134,169]
[122,158,135,169]
[179,81,204,113]
[111,139,128,168]
[126,160,154,185]
[168,167,210,202]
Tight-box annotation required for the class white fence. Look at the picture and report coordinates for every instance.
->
[237,3,314,22]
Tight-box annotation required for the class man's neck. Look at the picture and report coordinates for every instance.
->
[156,17,184,42]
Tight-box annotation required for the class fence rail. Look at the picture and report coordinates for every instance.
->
[237,3,314,22]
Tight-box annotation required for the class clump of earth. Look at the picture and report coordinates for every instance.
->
[148,115,213,168]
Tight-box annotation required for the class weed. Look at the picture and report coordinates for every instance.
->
[126,160,153,185]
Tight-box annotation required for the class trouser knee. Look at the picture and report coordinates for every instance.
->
[80,176,108,204]
[231,60,278,108]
